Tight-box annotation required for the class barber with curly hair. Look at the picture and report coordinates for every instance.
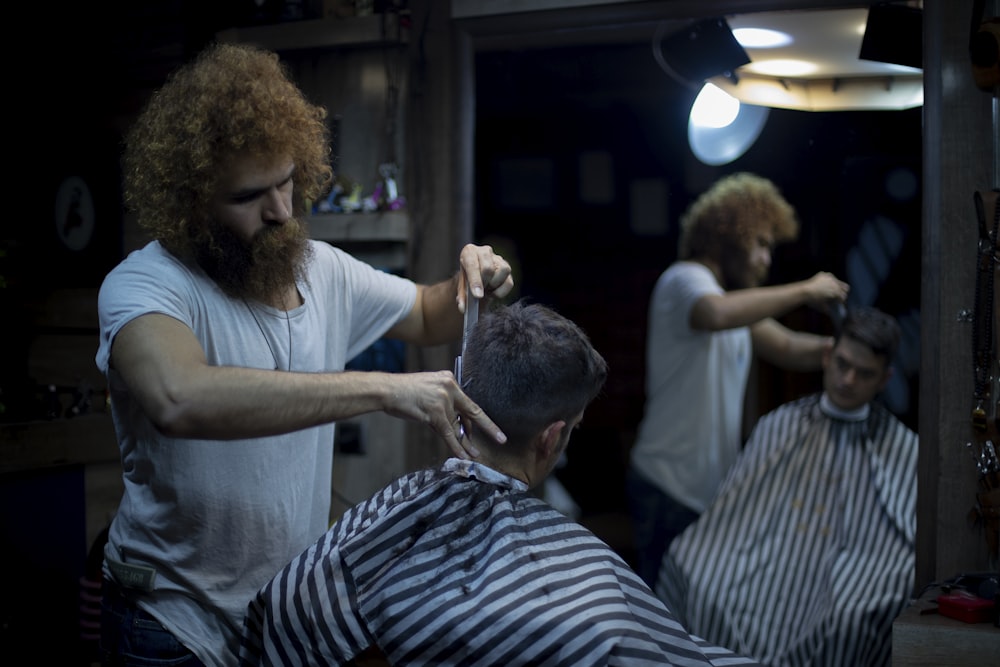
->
[95,43,512,666]
[626,172,849,588]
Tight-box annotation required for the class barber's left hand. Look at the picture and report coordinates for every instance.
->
[457,244,514,313]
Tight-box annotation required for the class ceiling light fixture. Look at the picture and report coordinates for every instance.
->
[859,2,923,70]
[654,17,768,166]
[731,27,791,49]
[745,59,818,77]
[653,16,750,87]
[708,7,923,113]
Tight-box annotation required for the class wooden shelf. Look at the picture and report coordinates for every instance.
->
[307,211,408,242]
[308,211,408,272]
[215,14,408,52]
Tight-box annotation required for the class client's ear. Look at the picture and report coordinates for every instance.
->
[538,420,567,460]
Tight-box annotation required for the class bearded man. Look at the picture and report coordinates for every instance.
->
[96,43,512,666]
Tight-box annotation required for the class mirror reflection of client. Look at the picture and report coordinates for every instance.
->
[239,300,762,666]
[656,306,918,667]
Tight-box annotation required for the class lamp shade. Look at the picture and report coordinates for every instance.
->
[656,17,751,86]
[688,86,770,166]
[859,3,922,70]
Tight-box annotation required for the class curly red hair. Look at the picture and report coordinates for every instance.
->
[122,43,332,257]
[678,172,799,261]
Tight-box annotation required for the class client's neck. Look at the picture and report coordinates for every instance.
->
[472,445,536,489]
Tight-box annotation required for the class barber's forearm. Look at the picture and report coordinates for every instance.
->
[769,332,832,371]
[696,281,810,330]
[382,273,462,346]
[415,274,465,345]
[150,366,400,440]
[743,280,817,321]
[751,317,831,371]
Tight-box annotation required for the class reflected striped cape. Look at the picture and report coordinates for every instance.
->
[240,459,760,666]
[656,394,918,667]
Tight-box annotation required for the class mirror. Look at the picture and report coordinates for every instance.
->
[460,0,922,518]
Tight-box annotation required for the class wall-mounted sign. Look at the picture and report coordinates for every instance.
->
[53,175,95,252]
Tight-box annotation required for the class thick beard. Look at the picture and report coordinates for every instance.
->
[726,259,765,291]
[719,249,749,291]
[718,239,766,291]
[195,218,312,301]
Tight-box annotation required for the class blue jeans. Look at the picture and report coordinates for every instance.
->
[100,579,205,667]
[625,466,700,589]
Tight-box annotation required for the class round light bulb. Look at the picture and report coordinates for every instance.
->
[690,83,740,129]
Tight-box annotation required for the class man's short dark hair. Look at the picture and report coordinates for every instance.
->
[461,300,608,445]
[840,306,901,363]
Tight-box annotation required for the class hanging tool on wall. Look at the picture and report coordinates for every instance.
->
[970,189,999,436]
[967,0,1000,565]
[969,188,1000,564]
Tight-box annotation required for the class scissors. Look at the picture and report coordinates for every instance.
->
[453,284,479,439]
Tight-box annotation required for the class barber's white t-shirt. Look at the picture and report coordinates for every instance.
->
[630,261,751,513]
[95,240,416,666]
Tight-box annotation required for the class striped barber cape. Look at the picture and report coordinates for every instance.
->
[240,458,760,666]
[655,394,918,667]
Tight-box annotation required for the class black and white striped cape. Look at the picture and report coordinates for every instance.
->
[240,458,760,666]
[655,394,918,667]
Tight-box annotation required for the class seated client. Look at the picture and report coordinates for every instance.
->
[239,300,761,667]
[655,306,918,667]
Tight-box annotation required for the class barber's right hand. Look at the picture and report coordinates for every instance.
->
[804,271,849,306]
[381,370,507,460]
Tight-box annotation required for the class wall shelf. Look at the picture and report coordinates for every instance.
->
[307,211,408,242]
[308,211,408,273]
[215,14,408,52]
